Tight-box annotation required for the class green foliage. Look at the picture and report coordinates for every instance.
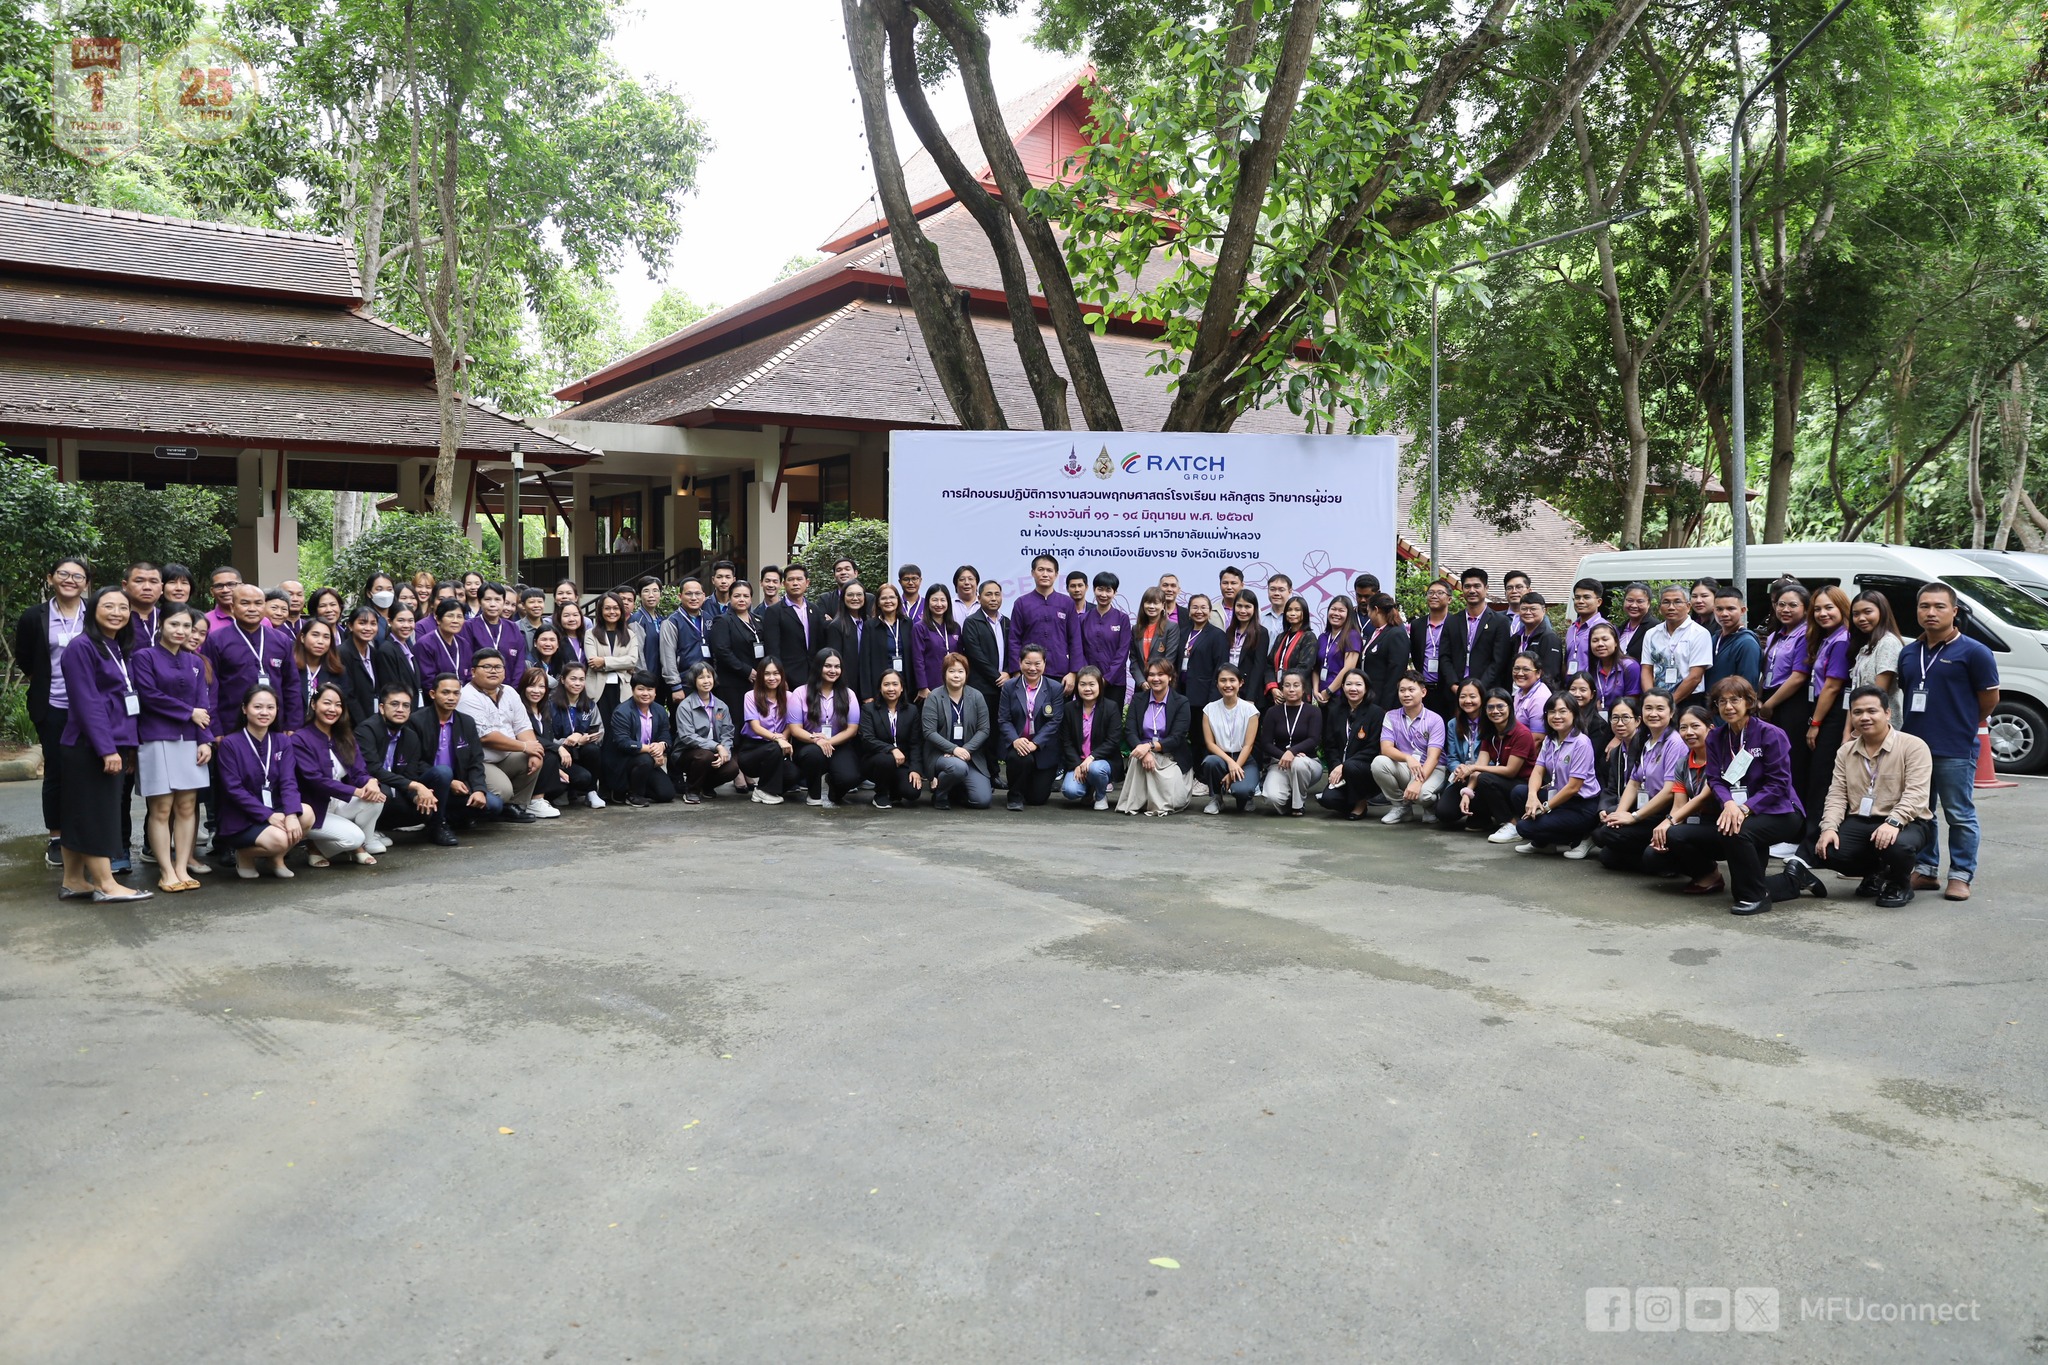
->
[330,511,491,602]
[0,456,99,670]
[775,252,823,281]
[0,675,32,745]
[88,482,234,577]
[633,283,714,347]
[799,519,891,594]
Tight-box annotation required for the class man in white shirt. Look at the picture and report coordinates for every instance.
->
[1261,571,1293,635]
[1643,584,1712,707]
[457,648,552,820]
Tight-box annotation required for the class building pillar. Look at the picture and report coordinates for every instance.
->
[746,436,790,581]
[50,437,81,482]
[396,458,430,514]
[229,449,299,585]
[569,470,596,590]
[849,445,887,521]
[665,483,701,568]
[497,468,522,585]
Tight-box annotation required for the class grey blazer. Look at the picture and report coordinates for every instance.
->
[921,686,991,778]
[673,692,735,751]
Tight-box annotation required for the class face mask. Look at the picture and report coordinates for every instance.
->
[371,591,395,609]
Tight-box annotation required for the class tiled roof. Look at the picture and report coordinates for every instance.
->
[0,275,429,362]
[820,67,1088,250]
[0,350,590,461]
[0,195,361,304]
[1395,481,1615,586]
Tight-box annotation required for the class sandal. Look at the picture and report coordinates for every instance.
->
[1681,876,1725,896]
[307,853,331,869]
[157,880,187,894]
[350,850,377,866]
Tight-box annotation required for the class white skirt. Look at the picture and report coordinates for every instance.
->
[138,739,208,797]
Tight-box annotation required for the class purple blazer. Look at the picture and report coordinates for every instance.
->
[1007,590,1082,678]
[461,615,527,683]
[202,621,300,730]
[911,617,959,691]
[58,633,139,755]
[1707,717,1803,817]
[1076,606,1131,678]
[215,728,301,838]
[133,644,216,744]
[413,628,473,687]
[290,726,370,825]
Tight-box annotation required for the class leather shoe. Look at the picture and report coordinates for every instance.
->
[429,826,460,847]
[1680,876,1725,896]
[1782,858,1828,899]
[500,806,538,824]
[1911,873,1942,891]
[1855,873,1883,898]
[1944,879,1971,901]
[1729,898,1771,915]
[1875,882,1915,908]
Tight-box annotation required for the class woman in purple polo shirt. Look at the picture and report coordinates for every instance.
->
[1592,690,1681,872]
[789,648,862,807]
[1313,595,1363,705]
[911,586,960,704]
[1695,676,1805,915]
[1643,704,1723,892]
[1588,623,1641,715]
[56,588,148,902]
[133,604,214,892]
[1508,652,1551,735]
[293,681,388,866]
[1757,582,1812,745]
[1799,585,1854,836]
[1511,693,1601,854]
[737,657,801,805]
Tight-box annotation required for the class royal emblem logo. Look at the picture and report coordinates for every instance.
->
[1061,446,1084,478]
[1093,445,1114,479]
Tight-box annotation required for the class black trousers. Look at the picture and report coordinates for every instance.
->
[861,750,924,804]
[1801,709,1847,838]
[615,752,675,802]
[1765,815,1933,898]
[1471,771,1522,828]
[736,736,799,796]
[1642,820,1721,881]
[1423,681,1458,720]
[1774,693,1815,809]
[375,775,437,832]
[1435,780,1484,830]
[794,740,861,800]
[1317,756,1376,812]
[36,706,65,833]
[532,747,566,799]
[1668,809,1804,904]
[1594,820,1656,871]
[1004,757,1058,805]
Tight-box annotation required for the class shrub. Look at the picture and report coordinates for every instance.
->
[0,456,99,675]
[799,519,890,592]
[330,512,494,605]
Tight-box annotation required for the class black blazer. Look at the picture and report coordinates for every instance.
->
[959,610,1010,704]
[606,700,672,759]
[858,698,923,767]
[1218,622,1273,704]
[1360,621,1412,708]
[1128,618,1182,692]
[338,637,416,724]
[1061,697,1124,769]
[858,615,916,701]
[1442,609,1514,692]
[710,611,765,705]
[1322,697,1384,770]
[996,674,1065,769]
[1509,621,1565,686]
[405,707,487,790]
[357,713,427,789]
[1176,622,1227,715]
[13,602,67,726]
[1267,628,1317,701]
[1122,688,1194,770]
[760,599,826,689]
[820,609,866,676]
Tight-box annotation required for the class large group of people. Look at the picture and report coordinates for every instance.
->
[17,549,1999,914]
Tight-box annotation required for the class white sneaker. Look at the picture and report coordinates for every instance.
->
[365,836,390,854]
[1203,798,1221,815]
[1381,804,1409,825]
[819,795,837,808]
[1514,841,1538,854]
[1191,781,1210,798]
[528,797,561,819]
[586,791,606,809]
[805,794,824,807]
[1564,838,1594,860]
[1768,841,1800,859]
[1093,796,1109,812]
[1418,806,1439,824]
[1486,824,1521,844]
[752,788,783,806]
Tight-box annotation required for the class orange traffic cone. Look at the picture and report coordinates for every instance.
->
[1974,726,2018,790]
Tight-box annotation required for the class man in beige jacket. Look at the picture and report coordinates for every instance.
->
[1769,685,1933,908]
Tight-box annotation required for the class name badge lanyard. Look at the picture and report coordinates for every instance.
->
[103,641,141,716]
[1859,748,1882,818]
[240,624,271,686]
[884,620,902,673]
[1909,639,1948,713]
[950,694,965,743]
[247,731,274,808]
[738,615,764,659]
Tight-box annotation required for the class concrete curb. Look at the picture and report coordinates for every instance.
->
[0,756,44,783]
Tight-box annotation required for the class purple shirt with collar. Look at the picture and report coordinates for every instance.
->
[1418,616,1448,683]
[1008,589,1081,677]
[1706,717,1803,816]
[133,643,215,744]
[461,614,526,683]
[216,727,300,838]
[1077,605,1130,679]
[911,617,959,691]
[1563,613,1607,674]
[1320,629,1363,689]
[1512,680,1552,735]
[1593,658,1641,712]
[1538,733,1601,798]
[414,628,474,687]
[1630,728,1685,792]
[202,619,299,729]
[1808,625,1851,697]
[1383,707,1445,758]
[58,633,140,753]
[1765,628,1806,688]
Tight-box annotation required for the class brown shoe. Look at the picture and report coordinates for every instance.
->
[1682,875,1726,896]
[1911,874,1942,891]
[1944,879,1971,901]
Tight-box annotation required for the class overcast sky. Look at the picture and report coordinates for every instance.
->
[604,3,1076,329]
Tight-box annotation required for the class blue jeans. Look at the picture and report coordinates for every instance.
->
[422,764,503,827]
[1917,755,1980,883]
[1061,759,1112,803]
[1198,753,1260,807]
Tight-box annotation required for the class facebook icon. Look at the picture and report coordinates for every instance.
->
[1586,1288,1631,1331]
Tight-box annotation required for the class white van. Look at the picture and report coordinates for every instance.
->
[1575,544,2048,774]
[1955,549,2048,605]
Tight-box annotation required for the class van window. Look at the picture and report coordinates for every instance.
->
[1951,576,2048,632]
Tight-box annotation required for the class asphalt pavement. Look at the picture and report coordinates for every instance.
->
[1,775,2044,1363]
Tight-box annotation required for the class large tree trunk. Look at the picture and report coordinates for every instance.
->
[842,0,1007,430]
[1888,335,1915,543]
[1570,107,1652,548]
[1994,360,2032,550]
[1966,398,1987,548]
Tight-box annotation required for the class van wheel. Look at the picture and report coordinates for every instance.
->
[1988,699,2047,775]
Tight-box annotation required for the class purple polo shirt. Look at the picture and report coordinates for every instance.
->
[1808,625,1850,698]
[461,615,526,682]
[1383,707,1445,758]
[1539,734,1600,798]
[743,694,791,735]
[1594,658,1641,712]
[1512,680,1551,735]
[1564,613,1607,674]
[912,618,959,690]
[1418,617,1448,683]
[1320,629,1362,689]
[1077,606,1130,679]
[1008,589,1081,677]
[1630,729,1685,792]
[1765,628,1806,688]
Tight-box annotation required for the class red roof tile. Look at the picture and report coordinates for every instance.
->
[0,275,429,364]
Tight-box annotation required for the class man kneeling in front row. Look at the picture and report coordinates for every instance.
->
[1769,685,1934,908]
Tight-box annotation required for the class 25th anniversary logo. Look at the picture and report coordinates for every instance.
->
[52,23,259,165]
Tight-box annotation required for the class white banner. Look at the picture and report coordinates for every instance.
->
[888,431,1398,618]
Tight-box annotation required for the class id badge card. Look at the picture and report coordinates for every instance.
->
[1909,690,1927,712]
[892,656,903,673]
[1731,786,1749,805]
[1808,674,1819,701]
[257,671,271,687]
[1859,794,1875,818]
[1724,748,1754,785]
[260,785,273,808]
[952,724,965,741]
[1424,650,1438,672]
[701,640,713,658]
[753,642,765,659]
[124,693,140,716]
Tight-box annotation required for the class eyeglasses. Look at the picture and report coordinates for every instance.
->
[52,571,86,584]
